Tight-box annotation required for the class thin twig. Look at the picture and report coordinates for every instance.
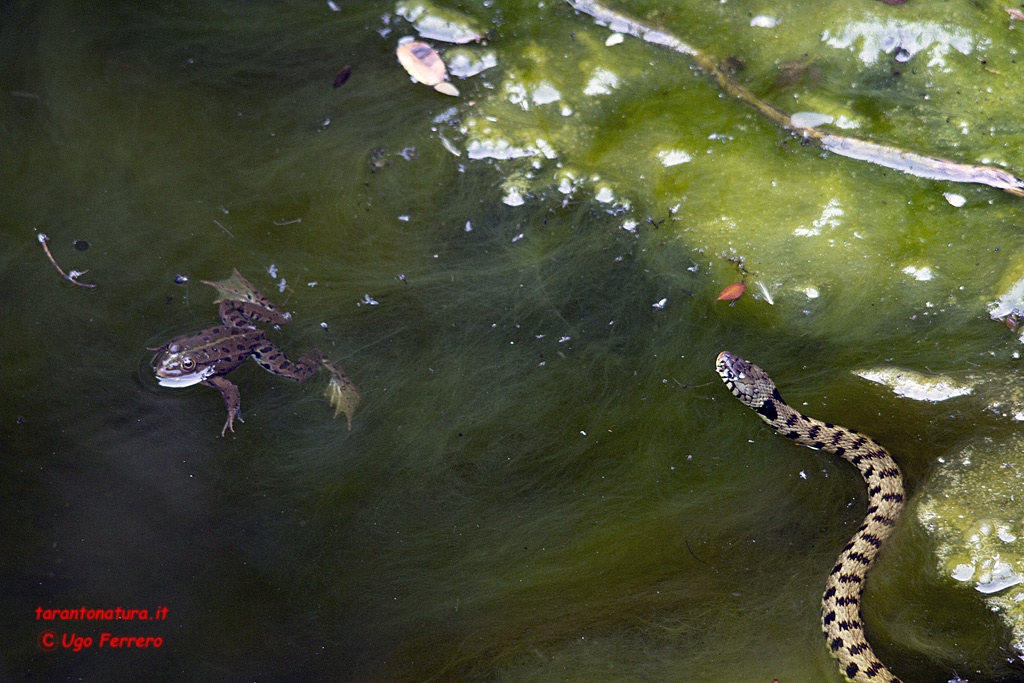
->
[37,233,96,288]
[212,219,234,237]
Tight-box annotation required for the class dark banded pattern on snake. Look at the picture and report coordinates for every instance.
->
[715,351,905,683]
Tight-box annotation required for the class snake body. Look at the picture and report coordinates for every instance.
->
[716,351,905,683]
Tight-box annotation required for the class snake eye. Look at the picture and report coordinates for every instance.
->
[181,357,196,370]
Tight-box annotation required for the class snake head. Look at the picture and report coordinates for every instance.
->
[715,351,778,409]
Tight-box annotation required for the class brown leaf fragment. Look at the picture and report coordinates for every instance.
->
[876,0,909,4]
[333,65,351,88]
[773,55,821,90]
[716,282,746,301]
[1006,8,1024,20]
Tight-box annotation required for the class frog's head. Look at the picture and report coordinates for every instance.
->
[152,341,216,388]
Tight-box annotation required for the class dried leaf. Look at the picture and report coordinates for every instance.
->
[200,268,288,319]
[1007,8,1024,20]
[396,41,447,86]
[333,65,351,88]
[201,268,262,305]
[716,282,746,301]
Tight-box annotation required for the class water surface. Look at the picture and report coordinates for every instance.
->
[3,1,1023,681]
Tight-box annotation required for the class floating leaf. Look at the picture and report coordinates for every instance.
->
[201,268,262,305]
[200,268,291,319]
[716,282,746,301]
[1007,8,1024,21]
[333,65,351,88]
[321,360,360,430]
[396,41,460,96]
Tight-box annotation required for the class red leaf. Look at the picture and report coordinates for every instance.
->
[716,282,746,301]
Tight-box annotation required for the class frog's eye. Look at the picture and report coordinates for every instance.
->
[181,357,196,370]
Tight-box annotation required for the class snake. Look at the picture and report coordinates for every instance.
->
[715,351,906,683]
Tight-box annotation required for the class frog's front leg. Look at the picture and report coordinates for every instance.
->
[203,375,244,436]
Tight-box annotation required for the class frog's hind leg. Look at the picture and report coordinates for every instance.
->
[251,343,324,381]
[251,342,360,429]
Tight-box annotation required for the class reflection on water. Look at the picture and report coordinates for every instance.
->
[3,0,1024,681]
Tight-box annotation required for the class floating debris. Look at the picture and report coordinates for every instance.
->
[790,111,834,129]
[902,265,933,281]
[368,146,390,172]
[333,65,351,88]
[657,149,692,166]
[395,0,486,44]
[943,192,966,207]
[37,233,95,288]
[853,366,973,401]
[446,49,498,78]
[749,15,778,28]
[396,41,460,96]
[753,281,776,305]
[716,282,745,301]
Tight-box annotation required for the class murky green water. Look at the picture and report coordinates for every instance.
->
[4,0,1024,681]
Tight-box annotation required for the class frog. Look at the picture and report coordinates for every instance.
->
[152,269,358,435]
